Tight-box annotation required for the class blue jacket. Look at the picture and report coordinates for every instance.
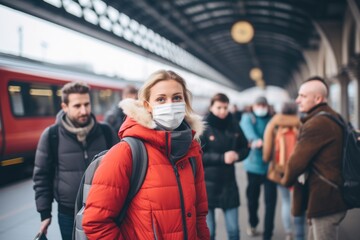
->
[240,112,271,174]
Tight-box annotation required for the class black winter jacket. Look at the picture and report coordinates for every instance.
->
[104,105,126,134]
[200,112,249,209]
[33,111,118,220]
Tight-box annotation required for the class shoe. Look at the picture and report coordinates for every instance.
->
[246,226,258,237]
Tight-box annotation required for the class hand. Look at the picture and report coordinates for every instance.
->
[40,218,51,235]
[250,139,263,149]
[224,151,239,164]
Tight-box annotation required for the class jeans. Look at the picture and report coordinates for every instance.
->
[207,207,239,240]
[294,215,306,240]
[308,211,346,240]
[278,185,306,240]
[279,185,292,233]
[246,172,277,240]
[58,212,74,240]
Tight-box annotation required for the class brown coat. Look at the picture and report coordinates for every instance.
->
[281,103,348,218]
[263,113,300,163]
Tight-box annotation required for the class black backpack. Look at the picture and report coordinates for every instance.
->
[73,137,148,240]
[315,112,360,209]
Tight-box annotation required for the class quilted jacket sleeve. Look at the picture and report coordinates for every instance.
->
[200,130,226,166]
[82,142,132,240]
[33,127,54,221]
[194,143,210,239]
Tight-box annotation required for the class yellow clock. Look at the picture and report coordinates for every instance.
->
[231,21,254,44]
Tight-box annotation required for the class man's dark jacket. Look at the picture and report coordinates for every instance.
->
[282,103,348,218]
[200,112,250,209]
[33,111,118,220]
[104,105,126,133]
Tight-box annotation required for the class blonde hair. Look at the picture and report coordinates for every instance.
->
[138,70,194,116]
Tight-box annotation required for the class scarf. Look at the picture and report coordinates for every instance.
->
[61,115,95,144]
[206,112,232,130]
[155,121,193,164]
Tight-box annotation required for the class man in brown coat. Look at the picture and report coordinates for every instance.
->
[281,76,348,240]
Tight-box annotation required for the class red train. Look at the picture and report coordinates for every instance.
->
[0,53,131,172]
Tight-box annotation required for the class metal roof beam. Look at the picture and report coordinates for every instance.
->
[130,0,239,88]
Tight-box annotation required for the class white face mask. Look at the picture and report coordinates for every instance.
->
[152,102,186,130]
[253,107,268,117]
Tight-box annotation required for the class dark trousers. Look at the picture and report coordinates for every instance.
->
[58,212,74,240]
[246,172,277,240]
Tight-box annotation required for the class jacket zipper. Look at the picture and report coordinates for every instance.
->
[152,217,159,240]
[165,132,188,240]
[83,142,89,166]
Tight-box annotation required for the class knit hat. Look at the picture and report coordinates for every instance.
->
[254,96,268,105]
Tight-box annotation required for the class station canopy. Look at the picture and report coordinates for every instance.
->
[1,0,346,90]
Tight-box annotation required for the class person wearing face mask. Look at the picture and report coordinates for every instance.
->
[82,70,210,239]
[200,93,250,240]
[240,96,277,240]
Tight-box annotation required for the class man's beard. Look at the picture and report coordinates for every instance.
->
[72,115,91,127]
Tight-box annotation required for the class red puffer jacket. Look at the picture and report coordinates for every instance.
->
[83,99,209,240]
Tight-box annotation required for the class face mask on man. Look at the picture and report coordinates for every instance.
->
[151,102,186,130]
[253,107,268,117]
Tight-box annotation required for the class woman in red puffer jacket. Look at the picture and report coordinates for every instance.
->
[82,70,210,240]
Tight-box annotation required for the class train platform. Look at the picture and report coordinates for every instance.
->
[215,164,360,240]
[0,163,359,239]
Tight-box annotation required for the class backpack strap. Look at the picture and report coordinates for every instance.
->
[313,168,339,189]
[249,113,262,138]
[316,111,347,154]
[48,124,59,165]
[99,123,114,149]
[189,157,196,178]
[277,127,287,166]
[115,137,148,225]
[316,111,344,128]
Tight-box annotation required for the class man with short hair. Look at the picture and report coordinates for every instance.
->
[33,81,118,240]
[281,76,348,240]
[104,85,138,133]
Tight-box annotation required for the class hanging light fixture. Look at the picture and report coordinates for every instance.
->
[249,67,263,81]
[231,20,254,44]
[256,79,265,89]
[249,67,266,88]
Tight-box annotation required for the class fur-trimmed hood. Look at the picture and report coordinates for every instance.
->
[119,98,205,140]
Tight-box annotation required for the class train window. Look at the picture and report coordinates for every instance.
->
[29,84,56,116]
[91,89,121,116]
[8,81,61,117]
[8,84,25,116]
